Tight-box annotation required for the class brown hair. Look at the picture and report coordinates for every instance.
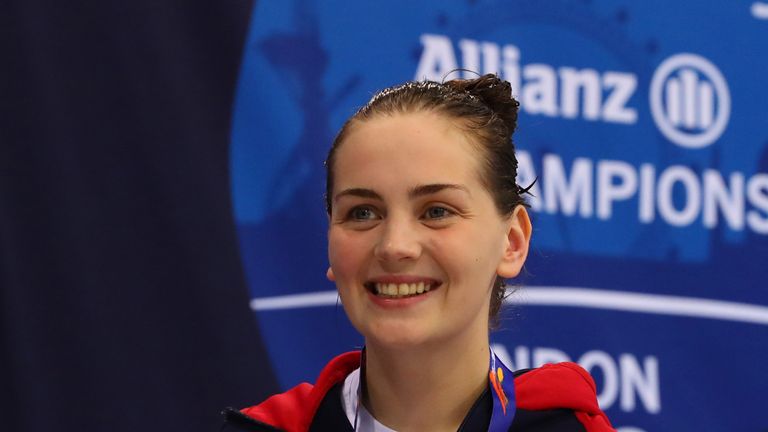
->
[325,73,529,327]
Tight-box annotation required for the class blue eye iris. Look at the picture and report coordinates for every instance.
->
[426,207,449,219]
[351,207,375,220]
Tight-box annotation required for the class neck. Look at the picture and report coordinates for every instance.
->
[362,332,489,432]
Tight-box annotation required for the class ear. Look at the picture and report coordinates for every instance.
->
[326,266,336,281]
[496,206,532,279]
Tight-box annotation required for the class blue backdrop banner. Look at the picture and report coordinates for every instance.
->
[230,1,768,430]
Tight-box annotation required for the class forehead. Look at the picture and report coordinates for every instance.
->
[333,112,485,190]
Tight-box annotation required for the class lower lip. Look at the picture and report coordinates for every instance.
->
[366,286,438,308]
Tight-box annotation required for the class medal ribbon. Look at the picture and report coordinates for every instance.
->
[487,346,517,432]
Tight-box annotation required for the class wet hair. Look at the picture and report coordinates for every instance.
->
[325,73,529,327]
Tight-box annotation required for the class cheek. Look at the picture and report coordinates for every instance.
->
[434,224,504,284]
[328,230,369,282]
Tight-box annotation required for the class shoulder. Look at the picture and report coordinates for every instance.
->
[223,351,361,432]
[512,362,615,432]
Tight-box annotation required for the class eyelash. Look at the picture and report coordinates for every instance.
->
[422,206,454,220]
[346,206,379,221]
[343,205,455,222]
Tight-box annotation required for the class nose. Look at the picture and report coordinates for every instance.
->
[373,215,422,263]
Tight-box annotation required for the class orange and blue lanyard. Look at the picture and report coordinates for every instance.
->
[487,346,517,432]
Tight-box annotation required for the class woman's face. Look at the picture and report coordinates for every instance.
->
[327,111,530,349]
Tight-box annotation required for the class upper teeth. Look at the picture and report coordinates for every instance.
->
[374,282,431,296]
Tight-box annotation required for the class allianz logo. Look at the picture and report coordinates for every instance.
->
[415,34,730,149]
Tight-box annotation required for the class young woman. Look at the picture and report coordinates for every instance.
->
[223,75,614,431]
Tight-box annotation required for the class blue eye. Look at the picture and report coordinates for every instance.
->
[349,206,377,220]
[424,206,451,219]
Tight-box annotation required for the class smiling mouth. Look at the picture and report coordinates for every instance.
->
[364,281,439,299]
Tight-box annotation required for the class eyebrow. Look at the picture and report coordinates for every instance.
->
[409,183,470,198]
[333,188,383,202]
[333,183,470,202]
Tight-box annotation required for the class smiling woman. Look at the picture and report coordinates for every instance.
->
[223,75,615,432]
[328,110,522,354]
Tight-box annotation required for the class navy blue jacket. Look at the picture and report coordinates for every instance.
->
[221,352,614,432]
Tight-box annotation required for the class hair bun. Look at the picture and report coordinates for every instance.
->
[446,74,520,133]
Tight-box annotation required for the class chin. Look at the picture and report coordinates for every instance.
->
[358,320,439,350]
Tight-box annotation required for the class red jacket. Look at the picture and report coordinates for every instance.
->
[226,351,614,432]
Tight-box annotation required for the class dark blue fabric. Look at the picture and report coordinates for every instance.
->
[0,1,277,431]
